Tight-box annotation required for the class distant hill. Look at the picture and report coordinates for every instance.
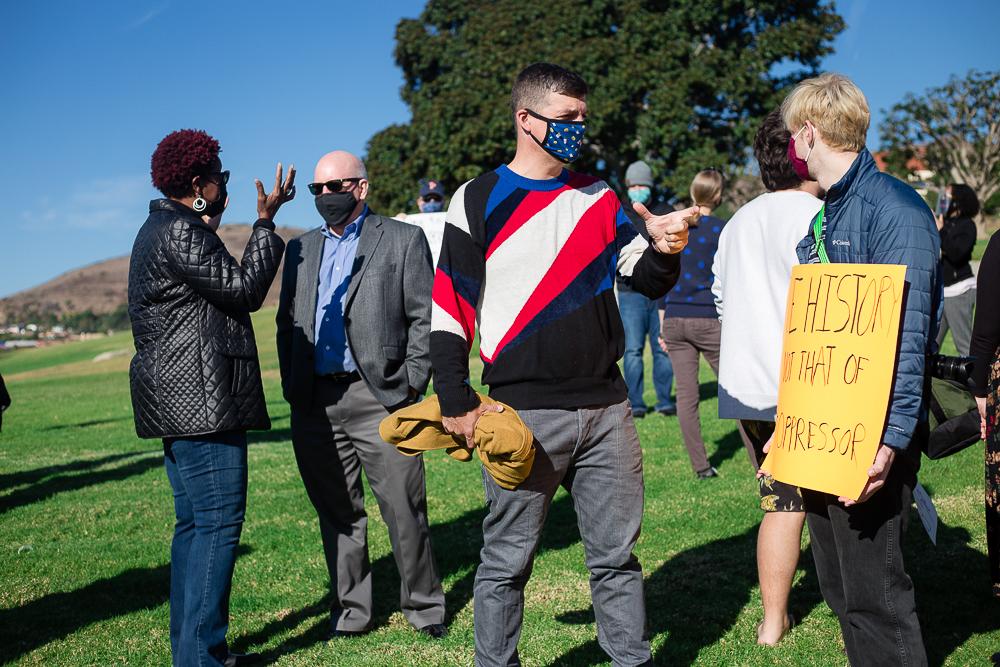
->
[0,223,307,323]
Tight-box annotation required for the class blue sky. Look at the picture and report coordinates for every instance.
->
[2,0,997,298]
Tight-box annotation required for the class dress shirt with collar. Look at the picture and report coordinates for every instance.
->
[314,205,367,375]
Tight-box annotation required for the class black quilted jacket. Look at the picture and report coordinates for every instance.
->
[127,199,285,439]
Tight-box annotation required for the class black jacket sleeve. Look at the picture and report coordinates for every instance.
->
[166,219,285,312]
[275,237,299,391]
[628,246,682,299]
[971,233,1000,396]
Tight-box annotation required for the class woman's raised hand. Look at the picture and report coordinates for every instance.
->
[256,163,296,221]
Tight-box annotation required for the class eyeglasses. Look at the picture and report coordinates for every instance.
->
[422,194,443,202]
[308,178,362,196]
[206,170,230,185]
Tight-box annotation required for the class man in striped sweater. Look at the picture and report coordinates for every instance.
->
[430,63,696,667]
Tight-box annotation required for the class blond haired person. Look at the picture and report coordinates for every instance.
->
[658,170,727,478]
[763,73,939,666]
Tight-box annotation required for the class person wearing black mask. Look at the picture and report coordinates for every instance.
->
[276,150,446,639]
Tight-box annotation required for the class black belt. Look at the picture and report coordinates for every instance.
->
[317,370,361,384]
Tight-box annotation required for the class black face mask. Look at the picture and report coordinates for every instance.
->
[315,192,358,228]
[203,182,227,219]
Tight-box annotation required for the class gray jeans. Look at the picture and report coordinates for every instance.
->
[474,400,650,667]
[936,288,976,355]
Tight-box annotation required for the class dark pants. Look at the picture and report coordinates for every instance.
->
[619,289,674,413]
[474,400,649,667]
[802,445,927,666]
[291,376,445,631]
[661,317,721,473]
[163,431,248,667]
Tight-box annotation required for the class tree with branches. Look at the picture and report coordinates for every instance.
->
[365,0,843,214]
[881,70,1000,218]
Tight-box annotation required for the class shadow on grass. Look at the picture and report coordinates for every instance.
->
[698,380,718,402]
[551,525,824,665]
[552,506,1000,665]
[0,563,171,663]
[0,546,252,664]
[0,449,158,491]
[0,452,162,515]
[906,517,1000,666]
[709,428,749,471]
[42,416,133,431]
[234,598,332,663]
[233,492,584,659]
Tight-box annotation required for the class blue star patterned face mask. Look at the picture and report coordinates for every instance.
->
[526,109,586,163]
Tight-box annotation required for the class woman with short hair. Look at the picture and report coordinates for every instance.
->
[128,129,295,667]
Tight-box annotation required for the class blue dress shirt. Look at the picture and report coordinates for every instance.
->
[314,206,367,375]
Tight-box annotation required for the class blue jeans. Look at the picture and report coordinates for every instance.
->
[618,289,674,412]
[164,432,248,667]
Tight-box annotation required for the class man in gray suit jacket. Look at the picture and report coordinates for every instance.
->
[276,150,446,639]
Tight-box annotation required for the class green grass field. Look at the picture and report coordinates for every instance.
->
[1,310,997,666]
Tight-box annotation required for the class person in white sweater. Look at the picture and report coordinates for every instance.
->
[711,109,822,646]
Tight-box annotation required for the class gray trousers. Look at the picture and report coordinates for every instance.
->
[290,377,445,631]
[661,317,721,474]
[474,400,650,667]
[936,288,976,356]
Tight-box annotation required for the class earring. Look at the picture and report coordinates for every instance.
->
[192,197,207,212]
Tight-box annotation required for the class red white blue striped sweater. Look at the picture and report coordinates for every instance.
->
[430,165,681,416]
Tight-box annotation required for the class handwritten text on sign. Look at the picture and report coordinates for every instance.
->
[761,264,906,500]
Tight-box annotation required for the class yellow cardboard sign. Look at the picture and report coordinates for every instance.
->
[761,263,907,500]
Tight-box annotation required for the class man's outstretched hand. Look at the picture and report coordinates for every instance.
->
[633,202,696,254]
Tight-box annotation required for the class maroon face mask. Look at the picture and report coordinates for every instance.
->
[787,126,812,181]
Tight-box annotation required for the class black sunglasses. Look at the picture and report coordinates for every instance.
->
[308,178,362,196]
[205,170,230,185]
[422,194,443,202]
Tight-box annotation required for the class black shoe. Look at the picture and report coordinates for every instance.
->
[417,623,449,639]
[223,653,261,667]
[696,466,719,479]
[657,406,677,416]
[631,408,647,419]
[329,627,371,639]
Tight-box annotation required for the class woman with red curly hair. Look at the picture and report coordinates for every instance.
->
[128,129,295,667]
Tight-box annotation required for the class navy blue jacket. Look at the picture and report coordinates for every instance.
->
[795,150,942,450]
[663,214,726,319]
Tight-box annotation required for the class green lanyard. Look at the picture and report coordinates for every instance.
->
[812,204,830,264]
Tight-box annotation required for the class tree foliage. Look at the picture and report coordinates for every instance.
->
[364,0,843,214]
[880,70,1000,215]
